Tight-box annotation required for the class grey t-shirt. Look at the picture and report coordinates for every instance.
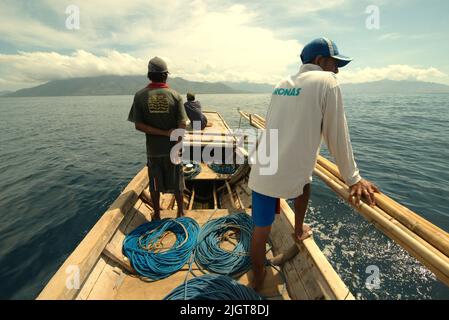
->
[128,86,188,157]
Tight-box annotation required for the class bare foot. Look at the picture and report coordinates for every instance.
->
[294,224,312,242]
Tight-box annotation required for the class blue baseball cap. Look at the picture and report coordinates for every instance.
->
[300,37,353,68]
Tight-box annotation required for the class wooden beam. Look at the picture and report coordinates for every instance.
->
[188,187,195,210]
[279,200,354,300]
[225,181,237,209]
[103,244,135,274]
[234,187,245,210]
[213,182,218,209]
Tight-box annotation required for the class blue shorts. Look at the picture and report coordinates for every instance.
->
[251,191,280,227]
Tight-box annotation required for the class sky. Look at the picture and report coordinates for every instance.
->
[1,0,449,91]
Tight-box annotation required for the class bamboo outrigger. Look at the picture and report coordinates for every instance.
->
[239,111,449,288]
[37,111,354,300]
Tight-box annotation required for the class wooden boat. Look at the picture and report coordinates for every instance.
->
[37,111,353,300]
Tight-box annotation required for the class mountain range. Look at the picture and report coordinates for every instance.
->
[341,80,449,94]
[3,76,449,97]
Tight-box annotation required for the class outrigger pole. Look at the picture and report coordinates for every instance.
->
[239,111,449,287]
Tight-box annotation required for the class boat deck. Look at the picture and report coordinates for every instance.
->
[184,111,239,150]
[76,195,289,300]
[189,162,233,180]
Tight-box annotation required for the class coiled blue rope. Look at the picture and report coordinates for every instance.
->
[182,160,202,179]
[195,212,254,276]
[122,217,199,281]
[163,274,263,300]
[208,163,237,175]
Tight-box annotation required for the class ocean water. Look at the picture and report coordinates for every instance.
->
[0,92,448,299]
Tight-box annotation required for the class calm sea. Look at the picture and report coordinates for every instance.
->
[0,93,448,299]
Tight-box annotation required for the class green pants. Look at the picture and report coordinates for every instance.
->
[147,156,185,193]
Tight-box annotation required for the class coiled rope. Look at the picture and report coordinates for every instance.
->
[208,163,238,175]
[182,160,202,179]
[123,217,199,281]
[163,274,263,300]
[195,212,254,276]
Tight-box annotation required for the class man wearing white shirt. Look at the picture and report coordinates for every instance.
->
[248,37,380,290]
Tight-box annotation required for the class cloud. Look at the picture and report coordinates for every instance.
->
[0,2,87,50]
[1,1,448,90]
[0,50,146,84]
[0,2,302,90]
[378,33,427,41]
[339,64,448,83]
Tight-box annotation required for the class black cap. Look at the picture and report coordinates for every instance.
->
[148,56,169,73]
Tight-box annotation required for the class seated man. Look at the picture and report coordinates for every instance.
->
[184,92,208,130]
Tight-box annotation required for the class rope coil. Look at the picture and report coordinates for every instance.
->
[195,212,254,276]
[182,160,202,180]
[163,274,263,300]
[123,217,200,281]
[208,163,238,175]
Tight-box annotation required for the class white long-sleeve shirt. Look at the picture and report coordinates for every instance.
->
[248,64,362,199]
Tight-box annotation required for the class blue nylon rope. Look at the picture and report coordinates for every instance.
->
[208,163,238,175]
[182,160,202,180]
[122,217,199,281]
[195,212,254,276]
[163,274,263,300]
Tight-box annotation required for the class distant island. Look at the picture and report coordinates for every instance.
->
[3,76,449,97]
[3,76,273,97]
[341,79,449,94]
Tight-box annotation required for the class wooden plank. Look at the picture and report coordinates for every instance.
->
[96,194,174,277]
[37,167,149,300]
[276,213,327,300]
[236,184,251,208]
[82,197,180,299]
[270,216,311,300]
[84,260,124,300]
[110,209,230,300]
[106,208,288,300]
[191,163,232,180]
[279,200,354,300]
[213,182,218,209]
[234,187,245,209]
[188,187,195,210]
[76,257,108,300]
[225,181,237,209]
[103,244,134,274]
[76,199,150,298]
